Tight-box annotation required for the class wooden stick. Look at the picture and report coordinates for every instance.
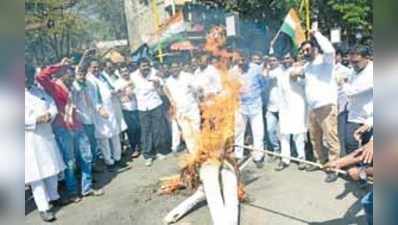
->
[235,145,348,175]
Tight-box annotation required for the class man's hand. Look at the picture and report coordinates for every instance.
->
[98,107,109,119]
[36,113,51,124]
[347,167,361,181]
[360,141,373,164]
[59,57,72,67]
[354,124,371,142]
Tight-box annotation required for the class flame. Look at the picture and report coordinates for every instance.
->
[160,26,246,201]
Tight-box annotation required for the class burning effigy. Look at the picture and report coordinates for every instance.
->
[160,26,245,225]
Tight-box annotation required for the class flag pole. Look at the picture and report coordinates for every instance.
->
[305,0,310,40]
[151,0,164,63]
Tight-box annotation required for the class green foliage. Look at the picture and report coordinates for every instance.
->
[25,0,128,64]
[197,0,372,40]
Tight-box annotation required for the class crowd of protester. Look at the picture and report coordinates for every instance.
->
[25,29,373,224]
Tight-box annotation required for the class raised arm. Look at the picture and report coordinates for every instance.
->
[313,31,335,64]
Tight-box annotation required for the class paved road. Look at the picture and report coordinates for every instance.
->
[25,153,370,225]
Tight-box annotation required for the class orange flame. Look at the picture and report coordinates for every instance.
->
[160,25,246,201]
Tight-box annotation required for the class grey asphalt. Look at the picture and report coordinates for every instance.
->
[25,154,370,225]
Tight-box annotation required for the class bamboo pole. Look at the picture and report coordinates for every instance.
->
[305,0,310,40]
[235,144,348,175]
[151,0,164,63]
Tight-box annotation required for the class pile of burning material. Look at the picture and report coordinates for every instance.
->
[160,26,245,225]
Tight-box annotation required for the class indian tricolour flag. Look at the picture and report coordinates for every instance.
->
[280,9,306,49]
[148,12,186,47]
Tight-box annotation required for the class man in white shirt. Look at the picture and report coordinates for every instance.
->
[130,58,169,166]
[86,61,122,171]
[263,55,282,158]
[275,53,308,171]
[334,49,353,155]
[291,29,341,183]
[344,46,373,154]
[114,67,141,158]
[233,53,266,167]
[164,62,200,154]
[25,65,65,222]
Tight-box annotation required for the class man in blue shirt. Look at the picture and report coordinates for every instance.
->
[233,52,266,168]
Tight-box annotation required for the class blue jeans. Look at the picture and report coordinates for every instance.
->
[265,111,280,153]
[72,129,93,195]
[53,126,93,195]
[83,124,99,165]
[361,191,373,225]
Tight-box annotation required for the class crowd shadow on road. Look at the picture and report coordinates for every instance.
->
[310,179,370,225]
[244,179,370,225]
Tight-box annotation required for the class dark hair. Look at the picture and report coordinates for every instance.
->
[349,45,371,57]
[283,52,297,61]
[138,57,151,66]
[300,38,319,50]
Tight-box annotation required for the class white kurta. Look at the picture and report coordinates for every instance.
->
[101,72,128,132]
[25,87,65,184]
[277,68,308,135]
[87,73,119,138]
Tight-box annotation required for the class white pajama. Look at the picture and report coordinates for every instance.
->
[30,175,59,212]
[280,133,306,164]
[97,135,122,165]
[234,109,264,161]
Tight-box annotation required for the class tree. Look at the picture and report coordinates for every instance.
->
[25,0,129,64]
[196,0,372,41]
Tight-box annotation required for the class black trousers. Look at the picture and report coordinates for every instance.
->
[138,105,170,159]
[122,110,141,152]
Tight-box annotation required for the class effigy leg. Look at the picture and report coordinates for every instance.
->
[221,166,239,225]
[163,186,206,224]
[200,163,226,225]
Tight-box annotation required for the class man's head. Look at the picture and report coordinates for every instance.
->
[88,60,100,76]
[190,58,198,72]
[75,66,87,83]
[104,60,115,74]
[300,39,319,62]
[138,57,152,77]
[349,45,370,73]
[119,66,130,80]
[169,62,181,78]
[61,67,76,88]
[238,52,250,72]
[251,52,263,66]
[267,54,279,70]
[282,53,295,69]
[335,49,343,65]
